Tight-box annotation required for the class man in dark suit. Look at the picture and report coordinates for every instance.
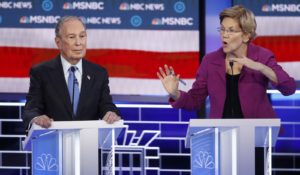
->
[23,16,121,129]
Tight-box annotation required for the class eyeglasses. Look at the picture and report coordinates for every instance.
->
[217,27,242,35]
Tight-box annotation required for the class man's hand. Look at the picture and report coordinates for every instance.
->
[103,111,121,124]
[32,115,53,128]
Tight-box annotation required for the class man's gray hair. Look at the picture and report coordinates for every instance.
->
[55,16,86,37]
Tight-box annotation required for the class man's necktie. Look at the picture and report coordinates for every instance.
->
[68,66,79,117]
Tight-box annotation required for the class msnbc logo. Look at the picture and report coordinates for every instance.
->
[119,2,129,10]
[19,16,60,24]
[262,4,300,12]
[62,2,104,10]
[151,17,193,26]
[20,16,30,23]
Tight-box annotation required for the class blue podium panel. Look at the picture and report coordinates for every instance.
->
[32,131,60,175]
[191,128,219,175]
[100,128,116,175]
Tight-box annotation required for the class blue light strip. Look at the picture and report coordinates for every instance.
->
[117,104,172,108]
[267,90,300,94]
[0,119,22,122]
[0,89,299,107]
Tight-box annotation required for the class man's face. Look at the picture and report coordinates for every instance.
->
[55,19,87,64]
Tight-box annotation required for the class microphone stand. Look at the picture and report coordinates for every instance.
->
[229,61,234,117]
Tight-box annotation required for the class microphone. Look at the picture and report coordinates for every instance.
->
[229,61,234,75]
[228,53,235,75]
[228,53,237,116]
[229,61,234,68]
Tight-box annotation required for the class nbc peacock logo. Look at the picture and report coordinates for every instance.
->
[35,154,58,171]
[151,18,162,25]
[20,16,30,23]
[119,2,129,10]
[194,151,215,169]
[79,16,87,24]
[262,4,272,12]
[63,2,73,9]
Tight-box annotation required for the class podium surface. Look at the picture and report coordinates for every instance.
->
[23,120,125,175]
[186,119,280,175]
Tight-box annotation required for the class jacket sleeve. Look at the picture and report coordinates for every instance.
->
[22,67,45,129]
[170,57,209,110]
[97,69,120,118]
[265,54,296,96]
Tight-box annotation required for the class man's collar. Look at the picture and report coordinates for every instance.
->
[60,55,83,75]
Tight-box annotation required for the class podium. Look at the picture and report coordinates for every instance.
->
[23,120,125,175]
[185,119,281,175]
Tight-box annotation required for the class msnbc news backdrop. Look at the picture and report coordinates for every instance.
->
[1,0,299,96]
[234,0,300,83]
[0,0,199,95]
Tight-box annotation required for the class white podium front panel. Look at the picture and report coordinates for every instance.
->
[186,119,280,175]
[23,120,125,175]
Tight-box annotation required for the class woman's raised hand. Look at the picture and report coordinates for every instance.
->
[157,64,181,100]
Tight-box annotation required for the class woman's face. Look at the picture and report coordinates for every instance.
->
[220,17,249,56]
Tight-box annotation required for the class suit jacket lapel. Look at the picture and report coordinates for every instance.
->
[211,50,226,84]
[240,43,258,80]
[48,56,73,117]
[77,59,93,116]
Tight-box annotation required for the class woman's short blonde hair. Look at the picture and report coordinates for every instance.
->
[219,5,257,41]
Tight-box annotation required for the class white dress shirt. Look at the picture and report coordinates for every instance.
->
[60,55,82,91]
